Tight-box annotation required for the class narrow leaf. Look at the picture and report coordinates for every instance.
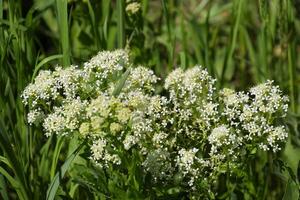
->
[46,142,84,200]
[112,68,130,97]
[31,54,63,82]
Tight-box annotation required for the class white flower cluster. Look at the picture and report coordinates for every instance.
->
[43,98,87,137]
[123,66,158,92]
[142,66,288,192]
[91,138,121,166]
[217,80,289,153]
[165,67,215,104]
[27,109,44,125]
[22,50,289,197]
[177,148,200,187]
[22,50,156,167]
[21,66,85,107]
[126,2,141,15]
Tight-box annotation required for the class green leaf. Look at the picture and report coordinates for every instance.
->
[112,68,130,97]
[0,174,9,200]
[0,156,12,169]
[282,179,299,200]
[117,0,125,48]
[0,125,29,200]
[31,54,63,82]
[50,136,65,179]
[0,167,27,200]
[297,161,300,183]
[46,141,84,200]
[55,0,70,67]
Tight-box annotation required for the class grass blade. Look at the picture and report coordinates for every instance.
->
[0,156,12,169]
[50,136,65,179]
[288,45,296,113]
[46,141,84,200]
[220,0,244,86]
[112,68,130,97]
[86,0,100,49]
[282,179,299,200]
[117,0,125,48]
[0,174,9,200]
[0,125,29,200]
[0,167,25,199]
[55,0,70,67]
[31,54,63,82]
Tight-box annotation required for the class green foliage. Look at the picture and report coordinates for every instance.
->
[0,0,299,199]
[47,140,84,200]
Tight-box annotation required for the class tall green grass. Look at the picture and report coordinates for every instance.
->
[55,0,70,67]
[0,0,299,199]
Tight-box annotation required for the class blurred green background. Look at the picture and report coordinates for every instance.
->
[0,0,299,199]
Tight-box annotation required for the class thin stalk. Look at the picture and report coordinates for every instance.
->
[287,45,296,113]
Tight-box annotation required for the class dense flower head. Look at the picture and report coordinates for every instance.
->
[249,80,289,114]
[22,50,290,198]
[165,66,216,106]
[123,66,158,92]
[21,65,86,109]
[43,98,88,137]
[126,2,141,14]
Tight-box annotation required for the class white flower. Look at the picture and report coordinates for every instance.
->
[116,107,131,123]
[79,122,90,137]
[177,148,199,182]
[86,93,110,117]
[265,126,288,152]
[198,101,218,126]
[43,98,87,136]
[43,112,65,137]
[27,109,44,125]
[83,50,128,80]
[124,66,158,92]
[91,138,107,161]
[250,80,288,114]
[53,65,84,99]
[152,132,168,147]
[123,135,138,150]
[164,68,184,90]
[126,2,141,14]
[208,125,230,146]
[21,70,56,106]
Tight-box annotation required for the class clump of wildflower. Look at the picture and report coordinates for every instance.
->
[22,50,289,198]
